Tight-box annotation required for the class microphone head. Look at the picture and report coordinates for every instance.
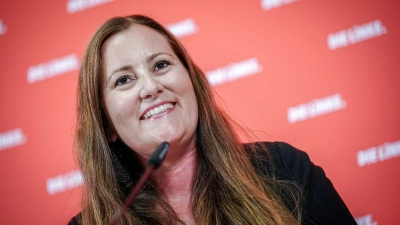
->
[146,142,169,169]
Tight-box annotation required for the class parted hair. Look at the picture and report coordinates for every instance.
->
[76,14,301,225]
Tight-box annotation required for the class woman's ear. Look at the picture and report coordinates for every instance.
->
[105,127,117,143]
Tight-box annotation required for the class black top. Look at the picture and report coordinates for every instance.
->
[68,142,357,225]
[253,142,357,225]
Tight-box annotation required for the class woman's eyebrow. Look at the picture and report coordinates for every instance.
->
[107,65,133,84]
[147,52,172,61]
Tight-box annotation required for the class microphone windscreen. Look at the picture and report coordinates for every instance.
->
[146,141,169,169]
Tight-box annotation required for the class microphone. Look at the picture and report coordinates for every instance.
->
[109,141,169,225]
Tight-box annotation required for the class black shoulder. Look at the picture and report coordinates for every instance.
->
[246,141,312,186]
[248,142,357,225]
[67,213,81,225]
[265,141,314,188]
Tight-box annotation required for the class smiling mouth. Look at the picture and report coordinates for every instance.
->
[142,103,175,119]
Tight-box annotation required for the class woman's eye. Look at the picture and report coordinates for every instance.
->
[154,60,170,71]
[115,76,132,87]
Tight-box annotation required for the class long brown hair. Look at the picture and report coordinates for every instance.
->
[76,15,301,225]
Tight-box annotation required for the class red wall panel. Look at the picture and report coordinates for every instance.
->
[0,0,399,224]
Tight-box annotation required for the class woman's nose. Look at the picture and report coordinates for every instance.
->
[139,75,164,99]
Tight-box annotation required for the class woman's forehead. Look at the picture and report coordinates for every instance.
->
[102,25,172,56]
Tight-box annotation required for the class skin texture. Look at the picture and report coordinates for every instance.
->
[101,25,199,164]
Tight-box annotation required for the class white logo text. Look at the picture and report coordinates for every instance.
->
[328,19,387,50]
[46,170,83,195]
[287,93,346,124]
[261,0,299,11]
[357,139,400,167]
[0,128,26,151]
[67,0,114,14]
[166,18,199,38]
[355,214,377,225]
[27,54,79,84]
[206,58,263,86]
[0,19,7,35]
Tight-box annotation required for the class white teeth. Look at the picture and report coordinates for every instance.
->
[143,103,174,119]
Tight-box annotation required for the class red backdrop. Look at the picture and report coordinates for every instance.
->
[0,0,399,224]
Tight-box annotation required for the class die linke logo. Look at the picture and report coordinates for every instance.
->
[0,128,27,151]
[328,19,387,50]
[46,170,83,195]
[261,0,299,11]
[355,214,377,225]
[206,58,263,86]
[166,18,199,38]
[27,54,79,84]
[357,139,400,167]
[67,0,114,14]
[287,93,346,124]
[0,19,7,36]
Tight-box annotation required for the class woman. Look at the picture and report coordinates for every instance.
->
[70,15,357,225]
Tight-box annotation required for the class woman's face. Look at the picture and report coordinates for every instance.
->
[101,24,198,160]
